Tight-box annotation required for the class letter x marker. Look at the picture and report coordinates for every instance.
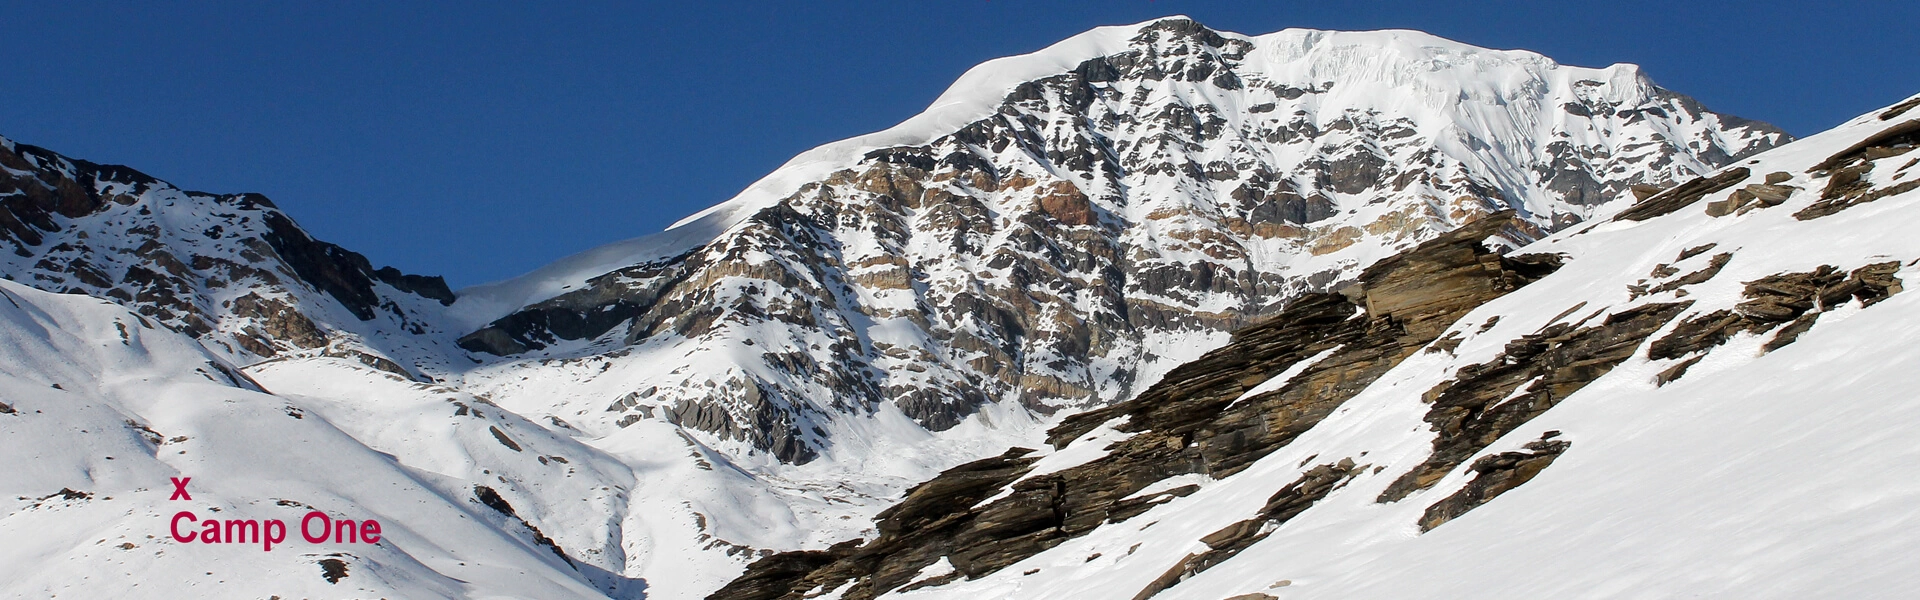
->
[169,477,191,501]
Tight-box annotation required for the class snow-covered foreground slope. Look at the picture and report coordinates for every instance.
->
[0,271,942,599]
[0,279,656,598]
[0,267,1047,599]
[715,95,1920,600]
[246,355,1046,599]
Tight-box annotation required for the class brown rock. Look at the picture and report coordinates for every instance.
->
[1650,262,1903,360]
[1809,119,1920,173]
[1654,356,1704,386]
[1379,301,1692,503]
[1629,183,1668,201]
[1743,183,1796,205]
[707,213,1562,600]
[1703,195,1748,217]
[1132,461,1358,600]
[230,293,328,351]
[1418,437,1570,531]
[1614,167,1751,222]
[1037,181,1097,226]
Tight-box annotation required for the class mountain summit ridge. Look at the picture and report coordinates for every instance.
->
[461,18,1772,320]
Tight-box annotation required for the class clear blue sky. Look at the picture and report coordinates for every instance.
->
[2,1,1914,288]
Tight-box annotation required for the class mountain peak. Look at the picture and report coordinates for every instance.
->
[469,21,1780,324]
[0,19,1827,599]
[709,90,1920,600]
[439,19,1787,472]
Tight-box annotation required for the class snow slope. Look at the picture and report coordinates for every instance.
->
[0,279,624,598]
[830,93,1920,600]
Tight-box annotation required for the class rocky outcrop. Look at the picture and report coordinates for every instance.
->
[259,210,454,321]
[229,292,328,353]
[0,142,150,251]
[1612,167,1752,221]
[0,134,456,367]
[709,213,1561,600]
[459,251,695,355]
[1795,120,1920,220]
[1131,459,1360,600]
[1649,262,1903,364]
[473,485,575,567]
[1418,435,1569,531]
[704,448,1041,600]
[1631,249,1731,298]
[1375,255,1902,517]
[1378,301,1692,503]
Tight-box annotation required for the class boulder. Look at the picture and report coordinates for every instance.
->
[1743,183,1797,205]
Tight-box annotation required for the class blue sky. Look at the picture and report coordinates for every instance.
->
[2,1,1914,288]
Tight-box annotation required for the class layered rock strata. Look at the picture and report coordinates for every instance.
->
[707,213,1560,600]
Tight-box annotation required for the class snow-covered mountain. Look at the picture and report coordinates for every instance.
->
[446,17,1784,467]
[0,133,466,377]
[0,17,1782,465]
[712,93,1920,600]
[0,14,1852,600]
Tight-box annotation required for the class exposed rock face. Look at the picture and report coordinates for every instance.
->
[456,251,695,355]
[1612,167,1751,221]
[1417,435,1569,531]
[473,485,576,567]
[1795,119,1920,220]
[456,18,1785,463]
[1131,459,1360,600]
[1649,262,1903,363]
[1,71,1908,594]
[1376,300,1693,503]
[0,135,455,374]
[707,214,1561,600]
